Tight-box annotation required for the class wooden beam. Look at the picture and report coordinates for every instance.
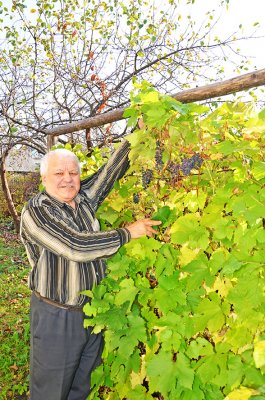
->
[172,68,265,103]
[45,68,265,137]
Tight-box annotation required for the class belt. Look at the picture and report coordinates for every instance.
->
[33,291,83,311]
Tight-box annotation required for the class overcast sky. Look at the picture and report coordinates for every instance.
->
[181,0,265,71]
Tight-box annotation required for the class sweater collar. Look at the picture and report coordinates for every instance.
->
[42,190,85,208]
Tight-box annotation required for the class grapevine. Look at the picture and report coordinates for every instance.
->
[81,85,265,400]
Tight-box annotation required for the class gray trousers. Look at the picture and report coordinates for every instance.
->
[30,292,103,400]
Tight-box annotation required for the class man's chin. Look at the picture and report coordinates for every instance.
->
[58,190,77,200]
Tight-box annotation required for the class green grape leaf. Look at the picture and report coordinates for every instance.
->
[183,255,213,290]
[114,278,139,310]
[194,295,225,332]
[118,314,147,358]
[170,215,209,250]
[196,355,219,383]
[226,355,244,390]
[175,353,195,390]
[212,218,234,240]
[183,190,207,212]
[251,161,265,180]
[186,337,214,359]
[146,350,175,396]
[152,205,172,227]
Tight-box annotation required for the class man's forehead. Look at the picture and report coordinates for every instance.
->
[48,155,79,169]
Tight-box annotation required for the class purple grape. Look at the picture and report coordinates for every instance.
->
[191,154,203,168]
[167,161,180,175]
[155,140,164,171]
[180,154,203,175]
[180,157,193,175]
[142,168,154,189]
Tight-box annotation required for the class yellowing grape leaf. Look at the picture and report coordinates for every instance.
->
[253,340,265,369]
[225,386,258,400]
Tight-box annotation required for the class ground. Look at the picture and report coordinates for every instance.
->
[0,220,30,400]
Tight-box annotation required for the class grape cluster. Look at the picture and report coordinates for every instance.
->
[180,154,203,176]
[133,193,140,204]
[191,154,204,168]
[180,157,193,176]
[167,161,180,176]
[141,168,154,189]
[155,140,164,171]
[167,161,180,183]
[139,152,203,191]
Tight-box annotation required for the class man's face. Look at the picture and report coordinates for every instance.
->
[42,155,80,206]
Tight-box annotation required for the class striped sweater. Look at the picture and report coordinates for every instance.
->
[20,140,131,306]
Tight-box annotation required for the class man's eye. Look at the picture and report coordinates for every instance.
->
[55,172,63,175]
[70,172,78,176]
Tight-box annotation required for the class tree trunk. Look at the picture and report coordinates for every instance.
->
[45,68,265,137]
[0,152,20,233]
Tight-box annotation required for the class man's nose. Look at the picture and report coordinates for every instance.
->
[63,172,73,181]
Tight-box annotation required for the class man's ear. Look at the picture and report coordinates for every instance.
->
[42,175,47,186]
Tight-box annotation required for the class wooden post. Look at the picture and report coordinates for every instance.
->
[47,135,55,151]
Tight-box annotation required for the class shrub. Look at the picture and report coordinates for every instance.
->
[0,172,40,219]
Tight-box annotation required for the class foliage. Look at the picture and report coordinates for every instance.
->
[79,82,265,399]
[0,221,30,400]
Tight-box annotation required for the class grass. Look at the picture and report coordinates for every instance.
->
[0,220,30,400]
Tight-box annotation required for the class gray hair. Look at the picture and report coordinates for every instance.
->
[40,149,81,176]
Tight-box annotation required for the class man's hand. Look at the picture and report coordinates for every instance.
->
[126,219,162,239]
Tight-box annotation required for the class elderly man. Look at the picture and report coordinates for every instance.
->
[20,140,160,400]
